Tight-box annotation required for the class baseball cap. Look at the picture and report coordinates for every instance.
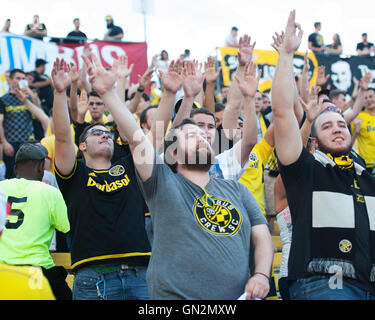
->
[15,143,48,164]
[35,58,48,68]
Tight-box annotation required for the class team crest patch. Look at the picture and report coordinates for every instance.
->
[109,165,125,177]
[249,152,258,162]
[339,239,352,253]
[194,196,242,235]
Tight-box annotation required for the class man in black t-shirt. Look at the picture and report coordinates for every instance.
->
[308,22,325,54]
[52,58,150,300]
[104,15,124,41]
[356,33,375,56]
[66,18,87,44]
[32,59,54,114]
[273,11,375,300]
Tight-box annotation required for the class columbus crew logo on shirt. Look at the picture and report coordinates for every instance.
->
[109,165,125,177]
[194,197,242,235]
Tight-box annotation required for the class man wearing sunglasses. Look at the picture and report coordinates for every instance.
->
[52,58,151,300]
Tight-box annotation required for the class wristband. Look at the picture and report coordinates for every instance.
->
[137,87,145,92]
[253,272,270,281]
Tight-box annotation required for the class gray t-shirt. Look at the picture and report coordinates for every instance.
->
[136,153,266,300]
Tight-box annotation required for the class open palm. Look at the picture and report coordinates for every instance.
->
[282,10,303,55]
[235,61,261,97]
[51,58,71,93]
[160,59,184,93]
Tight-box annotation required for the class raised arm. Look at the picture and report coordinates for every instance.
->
[272,10,304,166]
[82,52,154,181]
[223,34,256,140]
[126,67,153,114]
[172,60,203,127]
[149,59,185,150]
[344,72,371,124]
[203,56,221,113]
[233,61,260,167]
[67,63,80,123]
[52,59,77,176]
[113,55,133,102]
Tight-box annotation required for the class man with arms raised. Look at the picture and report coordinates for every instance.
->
[82,52,274,300]
[273,11,375,300]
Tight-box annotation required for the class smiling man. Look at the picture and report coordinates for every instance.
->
[272,11,375,300]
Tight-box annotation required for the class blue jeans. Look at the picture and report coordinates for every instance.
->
[145,216,153,249]
[289,275,375,300]
[73,265,149,300]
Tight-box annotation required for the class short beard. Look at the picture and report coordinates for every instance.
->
[182,148,215,172]
[316,136,352,157]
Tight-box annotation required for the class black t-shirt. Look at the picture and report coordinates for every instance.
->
[31,71,54,111]
[356,42,374,51]
[55,154,151,271]
[107,25,123,37]
[308,33,324,49]
[213,124,234,155]
[25,23,46,40]
[65,30,87,44]
[278,148,375,294]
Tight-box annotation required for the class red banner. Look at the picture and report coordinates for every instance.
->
[56,41,148,86]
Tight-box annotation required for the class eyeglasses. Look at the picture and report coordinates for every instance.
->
[83,128,115,142]
[325,105,343,114]
[89,101,104,106]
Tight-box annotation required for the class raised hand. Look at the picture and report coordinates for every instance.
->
[281,10,303,55]
[114,55,134,79]
[235,61,261,97]
[238,34,256,66]
[360,72,371,91]
[182,60,205,98]
[81,52,117,96]
[271,31,284,53]
[138,67,154,90]
[303,52,309,73]
[315,65,330,87]
[204,56,222,84]
[68,62,80,83]
[51,58,72,93]
[77,90,89,115]
[299,85,323,123]
[14,88,28,103]
[159,59,184,94]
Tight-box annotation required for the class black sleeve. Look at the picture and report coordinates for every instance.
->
[0,98,5,114]
[73,122,89,146]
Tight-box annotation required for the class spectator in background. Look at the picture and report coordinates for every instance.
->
[24,15,47,40]
[356,33,375,56]
[104,15,124,41]
[308,22,325,54]
[183,49,191,61]
[32,59,54,114]
[66,18,87,43]
[1,19,11,33]
[151,50,170,82]
[0,69,36,179]
[326,33,343,55]
[225,26,240,47]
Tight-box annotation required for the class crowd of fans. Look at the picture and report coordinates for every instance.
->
[0,10,374,301]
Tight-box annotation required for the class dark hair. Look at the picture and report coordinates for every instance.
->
[214,103,225,113]
[163,118,198,173]
[329,89,345,100]
[129,92,150,102]
[78,122,106,145]
[139,105,158,125]
[73,18,79,23]
[314,22,321,28]
[88,90,101,98]
[190,107,216,125]
[9,69,25,79]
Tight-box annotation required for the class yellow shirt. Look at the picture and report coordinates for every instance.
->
[351,111,375,168]
[41,135,78,174]
[0,264,55,300]
[238,138,274,216]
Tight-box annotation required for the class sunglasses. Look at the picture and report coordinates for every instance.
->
[83,128,115,142]
[89,101,104,106]
[325,105,343,114]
